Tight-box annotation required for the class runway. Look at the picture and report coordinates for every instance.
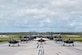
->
[0,40,82,55]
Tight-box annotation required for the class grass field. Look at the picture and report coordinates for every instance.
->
[62,35,82,42]
[0,35,20,42]
[0,34,82,42]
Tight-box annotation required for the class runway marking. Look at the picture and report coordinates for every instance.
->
[0,40,82,55]
[38,42,45,55]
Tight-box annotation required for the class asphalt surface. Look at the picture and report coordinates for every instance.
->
[0,39,82,55]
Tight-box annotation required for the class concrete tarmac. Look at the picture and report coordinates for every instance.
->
[0,40,82,55]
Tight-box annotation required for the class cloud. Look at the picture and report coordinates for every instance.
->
[0,0,82,32]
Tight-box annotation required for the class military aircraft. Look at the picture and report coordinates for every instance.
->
[37,38,46,42]
[28,36,36,40]
[55,38,63,42]
[63,39,74,46]
[47,36,54,40]
[8,39,20,46]
[55,36,63,42]
[20,36,28,43]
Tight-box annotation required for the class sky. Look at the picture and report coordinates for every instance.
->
[0,0,82,32]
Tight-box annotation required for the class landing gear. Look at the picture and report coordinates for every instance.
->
[72,44,74,46]
[63,43,74,46]
[63,43,65,46]
[9,44,10,46]
[9,43,20,46]
[18,43,20,46]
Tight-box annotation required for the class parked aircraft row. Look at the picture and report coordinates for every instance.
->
[8,36,74,47]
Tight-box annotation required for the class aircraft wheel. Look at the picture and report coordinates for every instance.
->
[63,44,65,46]
[73,44,74,46]
[18,44,20,46]
[9,44,10,46]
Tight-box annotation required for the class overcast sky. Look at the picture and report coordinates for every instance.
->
[0,0,82,32]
